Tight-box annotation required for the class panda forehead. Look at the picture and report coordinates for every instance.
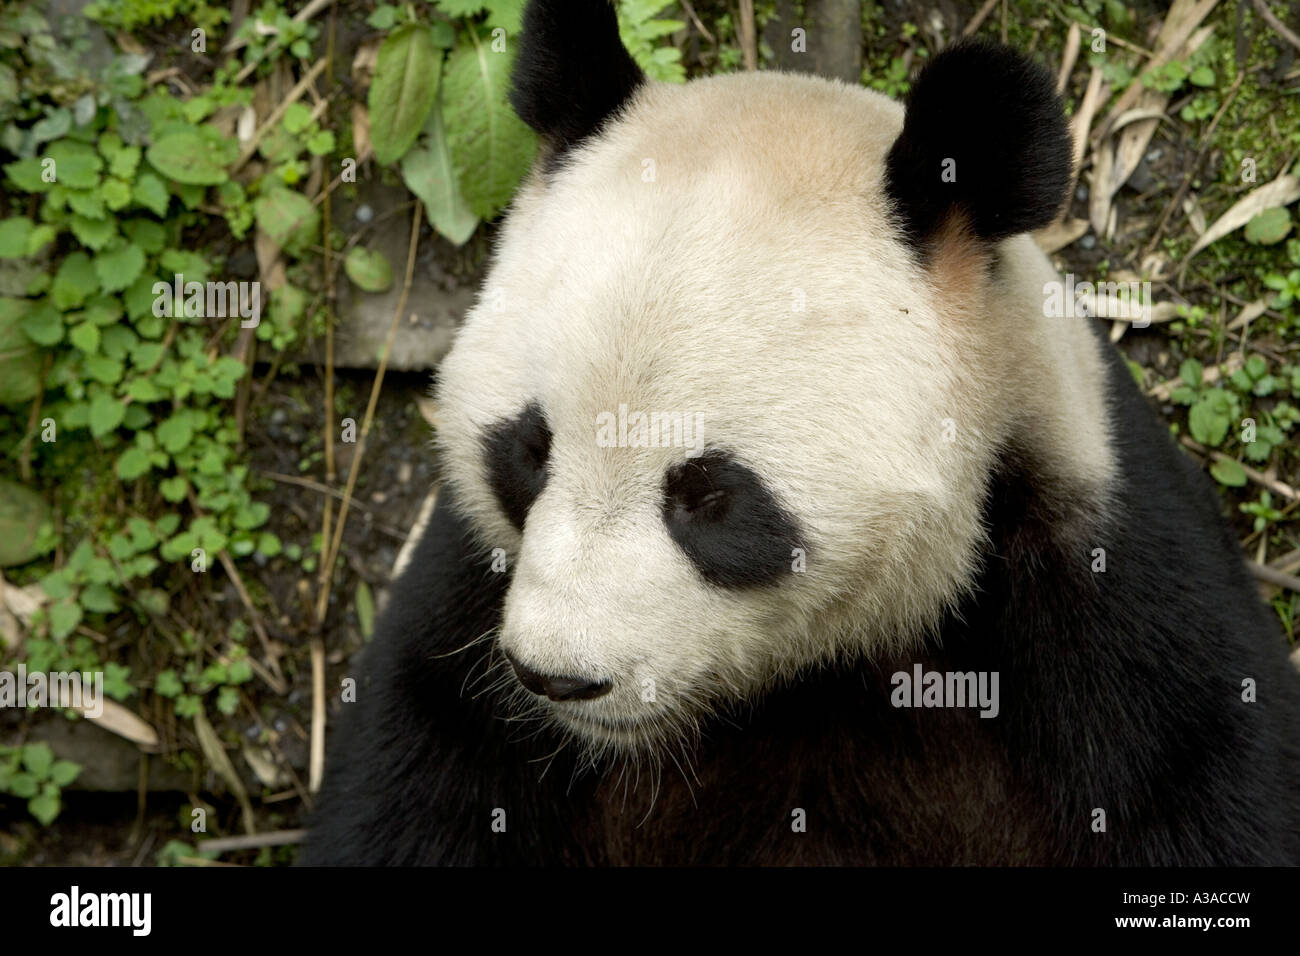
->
[550,73,906,199]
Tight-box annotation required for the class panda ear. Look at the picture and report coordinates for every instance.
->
[510,0,644,158]
[884,39,1072,247]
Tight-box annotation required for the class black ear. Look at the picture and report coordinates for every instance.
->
[510,0,644,160]
[884,39,1072,247]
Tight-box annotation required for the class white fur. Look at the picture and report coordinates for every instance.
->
[435,71,1115,752]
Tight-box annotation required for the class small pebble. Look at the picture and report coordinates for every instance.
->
[1080,234,1097,250]
[1076,184,1088,201]
[355,204,374,224]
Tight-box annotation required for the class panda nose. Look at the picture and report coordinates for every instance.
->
[505,653,612,701]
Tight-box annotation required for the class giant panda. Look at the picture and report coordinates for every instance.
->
[301,0,1300,866]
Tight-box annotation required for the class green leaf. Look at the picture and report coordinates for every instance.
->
[123,219,166,254]
[436,0,487,17]
[47,140,102,189]
[17,299,62,347]
[368,24,442,165]
[1188,65,1215,87]
[28,788,61,825]
[0,216,32,258]
[109,143,141,180]
[102,178,132,211]
[22,742,54,777]
[254,188,319,253]
[146,131,229,185]
[443,29,536,218]
[159,476,188,501]
[49,760,81,787]
[52,252,99,309]
[84,354,125,385]
[155,669,183,698]
[1178,358,1203,388]
[25,223,57,257]
[8,772,38,798]
[0,297,42,405]
[282,102,313,134]
[132,172,170,215]
[116,445,152,480]
[305,129,335,156]
[402,106,479,245]
[0,478,52,568]
[48,599,82,639]
[156,413,194,453]
[4,157,54,193]
[344,246,394,292]
[1210,458,1247,486]
[1188,394,1230,446]
[484,0,526,33]
[66,188,107,220]
[80,582,119,613]
[1244,207,1292,246]
[69,321,101,354]
[88,393,125,436]
[94,242,146,294]
[103,663,133,700]
[356,579,375,639]
[68,214,117,250]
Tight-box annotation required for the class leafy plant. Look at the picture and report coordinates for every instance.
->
[0,742,81,825]
[364,1,685,246]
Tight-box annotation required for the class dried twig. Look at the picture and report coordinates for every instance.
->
[231,58,329,173]
[738,0,757,71]
[679,0,715,44]
[1141,72,1243,262]
[1250,562,1300,592]
[963,0,1000,37]
[217,550,287,693]
[1180,436,1300,501]
[1251,0,1300,53]
[1093,0,1221,144]
[313,201,425,626]
[309,638,325,792]
[229,0,338,81]
[193,829,307,854]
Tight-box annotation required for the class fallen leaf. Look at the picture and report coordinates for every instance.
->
[1187,174,1300,259]
[1033,217,1090,253]
[194,707,256,834]
[77,699,161,751]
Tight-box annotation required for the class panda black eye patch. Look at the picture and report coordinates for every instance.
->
[662,450,803,588]
[483,403,552,530]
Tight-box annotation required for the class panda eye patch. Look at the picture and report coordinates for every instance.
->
[483,403,552,530]
[662,451,804,588]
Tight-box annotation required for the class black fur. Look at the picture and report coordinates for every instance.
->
[482,403,551,531]
[662,450,805,588]
[884,39,1073,246]
[509,0,644,162]
[302,314,1300,864]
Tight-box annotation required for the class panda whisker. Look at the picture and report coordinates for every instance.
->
[432,625,500,659]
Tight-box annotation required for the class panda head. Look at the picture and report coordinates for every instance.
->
[436,0,1087,754]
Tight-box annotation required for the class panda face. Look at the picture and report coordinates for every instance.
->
[436,74,1001,752]
[434,4,1103,754]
